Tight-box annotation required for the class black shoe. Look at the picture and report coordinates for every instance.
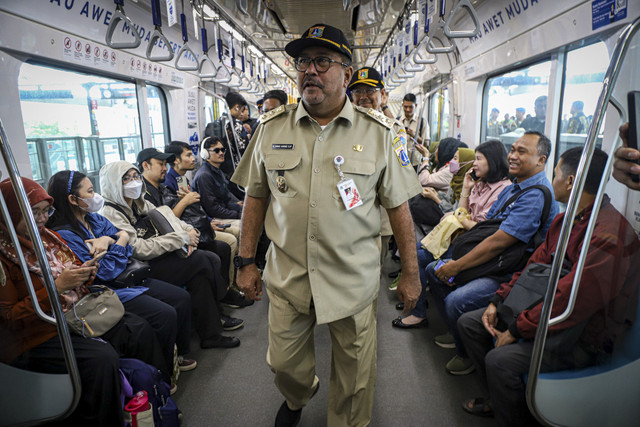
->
[388,270,401,279]
[221,315,244,331]
[391,316,429,329]
[274,382,319,427]
[395,302,405,310]
[222,288,255,308]
[201,335,240,349]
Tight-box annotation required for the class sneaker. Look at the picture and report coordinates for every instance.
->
[170,383,178,395]
[445,355,475,376]
[435,333,456,349]
[221,314,244,331]
[221,288,254,309]
[388,272,401,290]
[177,356,197,372]
[201,335,241,349]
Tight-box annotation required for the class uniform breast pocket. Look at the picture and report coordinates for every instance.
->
[332,159,377,203]
[265,154,302,198]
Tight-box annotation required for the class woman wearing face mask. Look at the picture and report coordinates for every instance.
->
[416,137,462,190]
[46,171,197,383]
[0,177,165,426]
[99,161,242,349]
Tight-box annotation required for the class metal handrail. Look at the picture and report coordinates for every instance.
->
[105,0,142,49]
[413,47,438,65]
[527,16,640,426]
[0,118,82,422]
[426,34,456,54]
[444,0,481,39]
[396,65,415,79]
[404,60,426,72]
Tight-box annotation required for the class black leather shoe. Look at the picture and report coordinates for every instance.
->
[395,302,405,310]
[222,288,255,308]
[274,382,319,427]
[201,335,240,349]
[221,315,244,331]
[391,316,428,329]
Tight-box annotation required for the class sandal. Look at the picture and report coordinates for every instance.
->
[462,397,494,418]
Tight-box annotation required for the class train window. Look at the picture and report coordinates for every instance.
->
[556,42,609,160]
[481,60,552,150]
[18,63,143,188]
[147,85,170,150]
[204,94,228,124]
[429,88,450,143]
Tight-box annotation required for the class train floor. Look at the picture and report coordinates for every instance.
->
[174,255,494,426]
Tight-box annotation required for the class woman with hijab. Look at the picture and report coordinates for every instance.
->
[46,170,196,379]
[416,137,461,190]
[99,161,242,349]
[0,177,164,426]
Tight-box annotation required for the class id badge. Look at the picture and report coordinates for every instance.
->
[337,178,363,211]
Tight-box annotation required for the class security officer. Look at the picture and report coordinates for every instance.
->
[232,24,422,427]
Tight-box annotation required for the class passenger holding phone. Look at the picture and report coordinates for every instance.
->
[613,123,640,191]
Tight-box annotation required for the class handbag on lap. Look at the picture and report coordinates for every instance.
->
[64,285,125,337]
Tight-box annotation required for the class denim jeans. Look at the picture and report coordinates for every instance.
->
[427,260,499,357]
[411,244,453,319]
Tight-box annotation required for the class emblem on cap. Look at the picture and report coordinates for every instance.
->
[358,70,368,80]
[309,26,324,38]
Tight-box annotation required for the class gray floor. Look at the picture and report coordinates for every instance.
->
[174,257,495,426]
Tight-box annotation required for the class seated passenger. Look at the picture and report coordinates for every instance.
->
[99,160,242,348]
[416,137,461,191]
[193,136,243,230]
[394,142,509,327]
[0,177,165,426]
[458,147,640,425]
[164,141,243,292]
[428,131,559,375]
[46,170,196,379]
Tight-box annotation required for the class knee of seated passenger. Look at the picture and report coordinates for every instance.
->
[484,347,507,375]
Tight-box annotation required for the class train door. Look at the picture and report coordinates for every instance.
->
[526,18,640,427]
[428,84,452,143]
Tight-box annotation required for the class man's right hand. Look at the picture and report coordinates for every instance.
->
[482,303,498,336]
[236,264,262,301]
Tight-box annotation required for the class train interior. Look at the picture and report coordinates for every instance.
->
[0,0,639,425]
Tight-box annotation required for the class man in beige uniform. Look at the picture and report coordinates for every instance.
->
[400,93,427,168]
[232,24,422,427]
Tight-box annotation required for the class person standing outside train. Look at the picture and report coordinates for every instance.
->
[232,24,422,426]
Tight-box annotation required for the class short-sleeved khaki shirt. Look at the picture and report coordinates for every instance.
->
[232,98,422,324]
[401,116,427,167]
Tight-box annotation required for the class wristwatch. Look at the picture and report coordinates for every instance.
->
[381,105,389,111]
[233,255,255,269]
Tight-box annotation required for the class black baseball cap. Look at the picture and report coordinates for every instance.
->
[137,148,175,166]
[349,67,384,89]
[285,24,352,61]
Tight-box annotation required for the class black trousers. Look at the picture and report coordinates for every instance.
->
[199,239,231,285]
[14,312,164,426]
[149,250,228,343]
[458,308,598,427]
[123,279,192,375]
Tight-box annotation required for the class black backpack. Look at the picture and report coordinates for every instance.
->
[450,185,552,285]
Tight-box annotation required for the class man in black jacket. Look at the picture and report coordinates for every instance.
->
[193,136,243,231]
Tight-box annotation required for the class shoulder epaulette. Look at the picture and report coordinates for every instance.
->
[259,104,296,124]
[354,105,394,129]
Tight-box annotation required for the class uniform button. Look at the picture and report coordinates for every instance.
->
[310,201,317,208]
[278,161,285,167]
[318,136,324,142]
[314,168,320,173]
[309,235,316,241]
[311,268,316,272]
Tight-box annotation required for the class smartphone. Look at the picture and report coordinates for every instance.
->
[84,251,107,266]
[434,259,455,283]
[628,91,640,182]
[176,176,189,192]
[470,170,479,181]
[219,224,231,229]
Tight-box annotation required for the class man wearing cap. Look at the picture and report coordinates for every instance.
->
[232,23,422,426]
[137,148,177,208]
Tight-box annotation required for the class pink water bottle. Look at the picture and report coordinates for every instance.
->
[125,391,152,427]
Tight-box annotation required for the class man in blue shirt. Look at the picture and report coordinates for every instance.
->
[427,131,559,375]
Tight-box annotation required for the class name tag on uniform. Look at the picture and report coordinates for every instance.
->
[337,179,363,211]
[272,144,294,150]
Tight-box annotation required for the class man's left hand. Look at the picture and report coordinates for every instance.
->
[435,260,461,285]
[494,329,516,347]
[397,271,420,314]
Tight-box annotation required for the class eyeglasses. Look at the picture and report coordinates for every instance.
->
[351,87,380,96]
[122,175,142,184]
[294,56,349,73]
[208,147,226,154]
[32,206,55,219]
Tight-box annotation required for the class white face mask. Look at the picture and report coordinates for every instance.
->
[123,181,143,199]
[78,193,104,213]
